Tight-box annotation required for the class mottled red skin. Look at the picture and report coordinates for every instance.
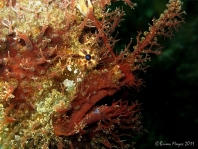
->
[52,60,142,149]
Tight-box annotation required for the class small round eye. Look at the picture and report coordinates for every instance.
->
[85,54,91,60]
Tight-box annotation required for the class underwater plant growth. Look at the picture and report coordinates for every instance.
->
[0,0,185,148]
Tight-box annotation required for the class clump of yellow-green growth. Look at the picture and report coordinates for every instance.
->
[0,57,83,148]
[0,78,75,148]
[0,0,67,39]
[0,79,18,101]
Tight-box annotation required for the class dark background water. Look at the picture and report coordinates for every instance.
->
[110,0,198,148]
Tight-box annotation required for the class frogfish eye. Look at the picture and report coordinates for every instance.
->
[85,54,91,60]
